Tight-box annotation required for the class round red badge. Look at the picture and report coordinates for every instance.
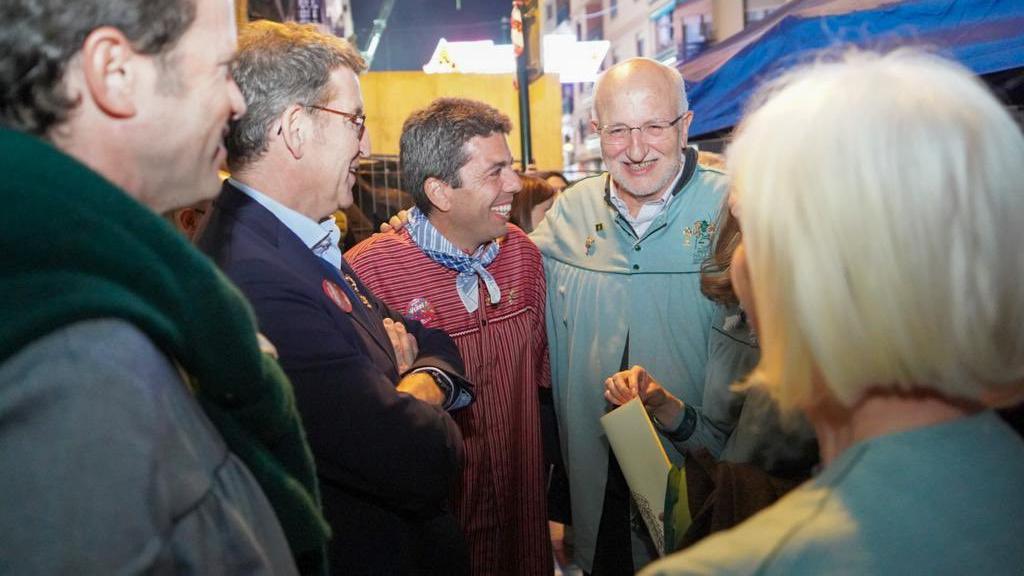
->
[406,297,438,327]
[322,279,353,313]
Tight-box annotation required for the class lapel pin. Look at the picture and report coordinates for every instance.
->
[322,280,352,314]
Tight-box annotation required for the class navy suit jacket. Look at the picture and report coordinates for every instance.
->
[197,181,468,575]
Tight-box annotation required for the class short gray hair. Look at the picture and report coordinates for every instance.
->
[400,98,512,216]
[0,0,196,136]
[226,20,366,172]
[728,49,1024,410]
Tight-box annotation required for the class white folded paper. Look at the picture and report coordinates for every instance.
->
[600,397,672,557]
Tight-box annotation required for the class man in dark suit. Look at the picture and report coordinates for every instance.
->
[196,21,472,575]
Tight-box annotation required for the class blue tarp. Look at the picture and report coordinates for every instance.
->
[682,0,1024,137]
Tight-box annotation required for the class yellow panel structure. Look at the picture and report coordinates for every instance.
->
[361,72,564,172]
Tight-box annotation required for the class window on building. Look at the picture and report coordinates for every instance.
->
[586,1,603,40]
[745,0,789,25]
[683,13,708,60]
[557,0,571,25]
[636,33,645,57]
[610,0,618,18]
[546,3,554,22]
[653,11,673,59]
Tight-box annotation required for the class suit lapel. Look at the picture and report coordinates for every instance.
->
[218,183,399,370]
[336,258,398,367]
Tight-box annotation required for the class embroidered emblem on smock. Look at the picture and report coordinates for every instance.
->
[683,219,716,264]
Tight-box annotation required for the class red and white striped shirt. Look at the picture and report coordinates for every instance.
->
[347,225,552,575]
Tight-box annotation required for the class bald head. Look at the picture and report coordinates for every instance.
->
[592,57,688,123]
[590,57,694,203]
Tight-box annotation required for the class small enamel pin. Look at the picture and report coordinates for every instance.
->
[584,235,595,256]
[344,274,373,309]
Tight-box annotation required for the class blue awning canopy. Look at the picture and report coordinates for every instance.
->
[682,0,1024,137]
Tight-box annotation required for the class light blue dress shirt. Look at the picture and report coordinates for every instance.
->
[229,178,342,270]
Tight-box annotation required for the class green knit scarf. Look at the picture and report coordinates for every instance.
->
[0,129,329,574]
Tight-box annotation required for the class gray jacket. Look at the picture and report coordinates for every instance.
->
[0,319,298,574]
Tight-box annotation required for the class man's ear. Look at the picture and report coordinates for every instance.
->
[424,177,453,213]
[278,104,309,159]
[174,207,201,238]
[678,111,694,146]
[79,26,142,119]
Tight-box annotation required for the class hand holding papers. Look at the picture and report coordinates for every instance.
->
[600,397,673,556]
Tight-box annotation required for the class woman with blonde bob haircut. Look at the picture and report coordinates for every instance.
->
[642,49,1024,575]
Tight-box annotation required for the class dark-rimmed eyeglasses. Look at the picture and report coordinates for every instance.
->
[597,113,687,144]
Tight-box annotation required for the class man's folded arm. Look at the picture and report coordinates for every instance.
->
[230,264,464,515]
[381,298,475,410]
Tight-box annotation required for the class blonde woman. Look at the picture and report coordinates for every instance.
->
[642,50,1024,575]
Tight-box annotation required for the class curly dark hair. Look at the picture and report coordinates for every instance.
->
[400,97,512,216]
[0,0,196,136]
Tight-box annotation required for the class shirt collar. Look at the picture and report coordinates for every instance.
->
[230,178,342,268]
[607,164,685,223]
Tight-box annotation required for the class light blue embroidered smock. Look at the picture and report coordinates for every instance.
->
[530,149,727,572]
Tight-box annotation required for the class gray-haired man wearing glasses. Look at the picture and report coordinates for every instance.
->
[196,20,473,575]
[530,57,728,574]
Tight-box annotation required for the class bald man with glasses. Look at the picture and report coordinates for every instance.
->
[530,57,728,574]
[196,21,473,575]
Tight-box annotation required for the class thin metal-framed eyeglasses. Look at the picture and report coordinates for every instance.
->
[277,104,367,139]
[597,113,686,144]
[306,104,366,139]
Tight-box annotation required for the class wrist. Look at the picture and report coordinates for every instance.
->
[654,402,697,443]
[651,396,684,427]
[410,367,453,408]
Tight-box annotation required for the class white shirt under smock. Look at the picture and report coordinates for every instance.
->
[606,167,684,237]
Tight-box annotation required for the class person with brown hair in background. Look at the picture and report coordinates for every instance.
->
[510,174,558,233]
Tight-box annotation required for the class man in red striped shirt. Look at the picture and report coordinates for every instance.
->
[347,98,552,575]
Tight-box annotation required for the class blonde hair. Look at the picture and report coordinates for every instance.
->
[727,49,1024,410]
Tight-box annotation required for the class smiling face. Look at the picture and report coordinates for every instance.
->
[137,0,247,212]
[594,61,691,205]
[433,132,520,252]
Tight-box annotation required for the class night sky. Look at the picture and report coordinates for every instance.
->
[351,0,514,71]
